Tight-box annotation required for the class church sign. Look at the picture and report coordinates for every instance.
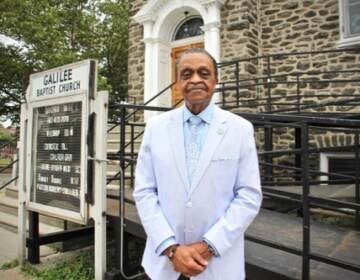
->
[25,60,96,223]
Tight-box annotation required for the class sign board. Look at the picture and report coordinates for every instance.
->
[29,60,93,101]
[25,60,96,224]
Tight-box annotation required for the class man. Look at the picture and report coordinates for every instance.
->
[134,48,262,280]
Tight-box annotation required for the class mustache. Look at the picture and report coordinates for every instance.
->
[186,84,208,91]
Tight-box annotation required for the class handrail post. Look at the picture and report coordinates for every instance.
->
[264,125,273,183]
[301,122,310,280]
[130,124,135,189]
[120,105,126,197]
[28,211,40,264]
[295,127,302,181]
[222,83,225,107]
[296,74,301,113]
[355,131,360,229]
[266,56,272,113]
[236,62,240,106]
[115,105,127,271]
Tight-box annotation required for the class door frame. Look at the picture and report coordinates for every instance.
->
[170,38,204,107]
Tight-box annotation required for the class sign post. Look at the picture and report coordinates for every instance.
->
[18,60,108,280]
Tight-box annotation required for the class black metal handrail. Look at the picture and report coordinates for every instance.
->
[105,48,360,279]
[107,82,175,134]
[106,102,360,279]
[217,47,360,67]
[0,136,19,190]
[217,47,360,114]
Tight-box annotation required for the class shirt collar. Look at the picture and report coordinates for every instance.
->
[183,103,215,124]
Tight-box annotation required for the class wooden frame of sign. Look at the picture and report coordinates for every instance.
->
[25,59,95,224]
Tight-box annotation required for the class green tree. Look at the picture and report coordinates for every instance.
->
[0,0,129,124]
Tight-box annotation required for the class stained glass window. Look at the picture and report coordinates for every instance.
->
[174,17,204,41]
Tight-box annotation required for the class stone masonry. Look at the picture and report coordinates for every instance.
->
[128,0,360,177]
[128,0,146,104]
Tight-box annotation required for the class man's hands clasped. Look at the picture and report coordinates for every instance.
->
[165,242,213,277]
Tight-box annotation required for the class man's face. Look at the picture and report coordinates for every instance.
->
[176,53,218,113]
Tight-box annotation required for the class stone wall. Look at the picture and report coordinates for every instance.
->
[128,0,146,103]
[217,0,360,115]
[219,0,260,109]
[260,0,340,53]
[126,1,359,183]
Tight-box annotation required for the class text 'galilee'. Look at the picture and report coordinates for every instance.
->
[44,69,72,85]
[36,68,81,97]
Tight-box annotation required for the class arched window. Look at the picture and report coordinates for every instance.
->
[174,17,204,41]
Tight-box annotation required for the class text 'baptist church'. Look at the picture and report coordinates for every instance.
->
[37,68,81,97]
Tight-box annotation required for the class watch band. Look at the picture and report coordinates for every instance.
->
[166,244,179,260]
[202,240,217,256]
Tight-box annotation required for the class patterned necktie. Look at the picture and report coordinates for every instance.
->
[187,116,203,184]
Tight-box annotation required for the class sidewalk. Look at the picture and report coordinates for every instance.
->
[0,226,55,279]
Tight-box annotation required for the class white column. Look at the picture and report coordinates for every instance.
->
[203,3,222,104]
[90,91,109,280]
[143,21,157,120]
[17,103,28,265]
[204,22,221,62]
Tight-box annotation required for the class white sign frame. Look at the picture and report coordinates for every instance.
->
[25,94,89,224]
[24,59,95,224]
[29,59,92,102]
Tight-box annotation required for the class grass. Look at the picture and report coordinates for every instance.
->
[0,158,11,166]
[21,254,94,280]
[0,259,19,270]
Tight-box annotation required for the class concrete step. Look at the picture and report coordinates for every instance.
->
[107,160,137,173]
[5,185,19,199]
[0,190,71,230]
[0,210,62,234]
[107,130,144,141]
[106,139,141,151]
[0,193,18,216]
[107,124,145,134]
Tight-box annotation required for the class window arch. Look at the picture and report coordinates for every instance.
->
[173,17,204,41]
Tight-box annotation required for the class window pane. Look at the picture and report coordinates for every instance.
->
[349,0,360,36]
[174,18,204,41]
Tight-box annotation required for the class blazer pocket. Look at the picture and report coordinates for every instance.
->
[211,157,238,162]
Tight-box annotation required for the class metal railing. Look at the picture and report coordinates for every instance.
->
[216,48,360,115]
[245,113,360,279]
[106,102,360,280]
[0,136,19,191]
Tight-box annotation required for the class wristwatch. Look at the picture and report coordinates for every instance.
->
[166,244,179,260]
[202,240,217,256]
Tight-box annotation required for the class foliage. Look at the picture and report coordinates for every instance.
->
[0,0,129,124]
[0,259,19,270]
[21,254,94,280]
[0,130,15,142]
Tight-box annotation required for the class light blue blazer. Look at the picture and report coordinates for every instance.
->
[134,106,262,280]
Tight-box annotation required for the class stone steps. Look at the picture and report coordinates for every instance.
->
[0,190,67,231]
[0,183,134,232]
[0,121,144,233]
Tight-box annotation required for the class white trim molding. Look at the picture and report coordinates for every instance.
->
[319,152,354,183]
[337,0,360,48]
[134,0,224,119]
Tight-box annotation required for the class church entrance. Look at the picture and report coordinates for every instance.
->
[134,2,222,117]
[171,42,204,107]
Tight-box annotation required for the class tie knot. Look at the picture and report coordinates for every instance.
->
[188,116,202,126]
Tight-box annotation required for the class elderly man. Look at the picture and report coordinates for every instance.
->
[134,48,262,280]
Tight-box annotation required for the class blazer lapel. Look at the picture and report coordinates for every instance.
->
[189,107,228,197]
[168,108,190,191]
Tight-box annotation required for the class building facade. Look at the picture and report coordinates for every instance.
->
[128,0,360,178]
[128,0,359,105]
